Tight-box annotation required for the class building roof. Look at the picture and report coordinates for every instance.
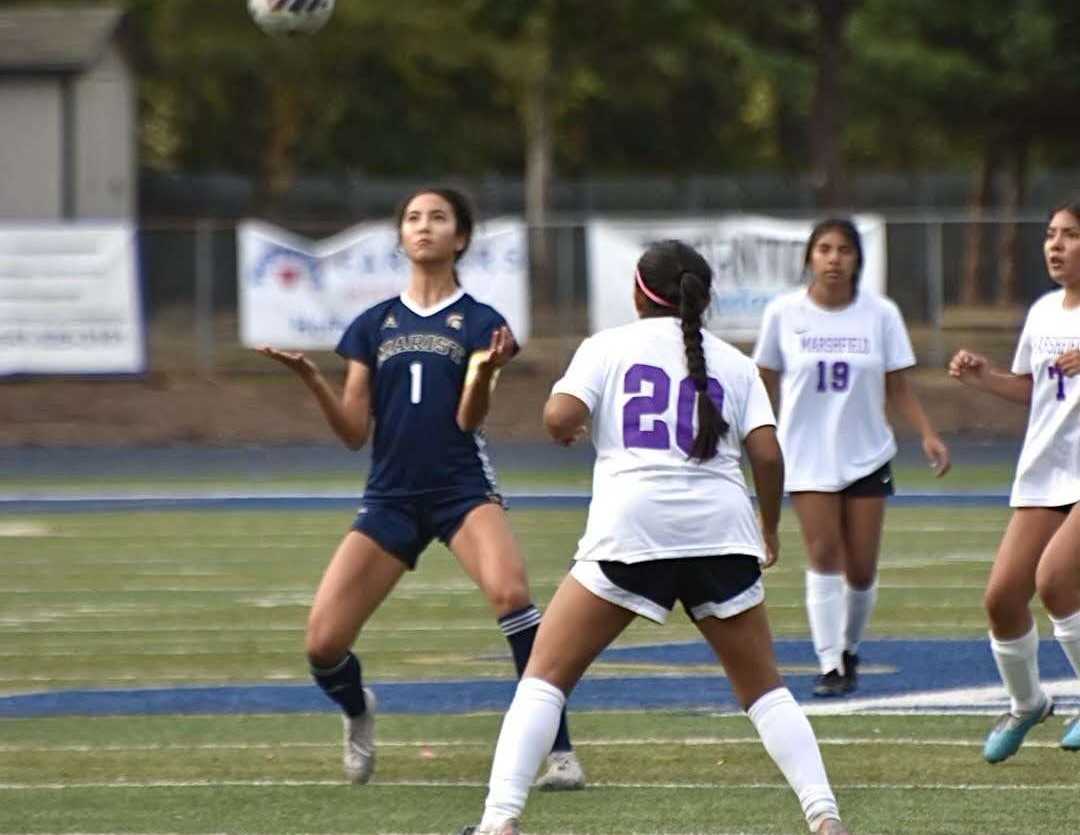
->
[0,5,126,73]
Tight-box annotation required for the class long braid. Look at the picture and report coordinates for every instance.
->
[679,270,728,461]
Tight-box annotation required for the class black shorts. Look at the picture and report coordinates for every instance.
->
[1048,503,1077,515]
[841,462,895,498]
[352,490,505,569]
[570,554,763,624]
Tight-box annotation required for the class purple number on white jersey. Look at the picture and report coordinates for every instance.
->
[816,360,850,392]
[675,377,725,455]
[623,364,671,449]
[1048,365,1067,401]
[623,363,725,453]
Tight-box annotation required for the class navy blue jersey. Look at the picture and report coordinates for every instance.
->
[336,290,509,497]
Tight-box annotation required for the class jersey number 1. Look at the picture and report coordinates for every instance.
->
[622,363,724,455]
[409,362,423,404]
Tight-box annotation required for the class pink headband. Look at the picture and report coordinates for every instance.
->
[635,268,675,308]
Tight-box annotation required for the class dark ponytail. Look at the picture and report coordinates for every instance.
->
[637,240,729,462]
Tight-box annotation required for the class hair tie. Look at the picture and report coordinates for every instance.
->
[635,268,675,308]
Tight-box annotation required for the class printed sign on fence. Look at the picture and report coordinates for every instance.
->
[238,219,530,349]
[586,215,886,340]
[0,224,145,375]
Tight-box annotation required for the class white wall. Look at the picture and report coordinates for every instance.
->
[74,43,134,218]
[0,79,62,220]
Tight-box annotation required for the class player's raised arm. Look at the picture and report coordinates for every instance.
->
[947,349,1033,404]
[257,348,372,450]
[456,325,515,431]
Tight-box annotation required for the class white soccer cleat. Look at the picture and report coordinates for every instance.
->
[534,749,586,791]
[342,687,377,783]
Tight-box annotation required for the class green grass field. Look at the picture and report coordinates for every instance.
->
[1,504,1076,834]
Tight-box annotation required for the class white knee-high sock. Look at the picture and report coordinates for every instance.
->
[990,624,1045,714]
[481,677,565,827]
[844,581,878,655]
[1050,609,1080,680]
[748,687,840,832]
[806,571,845,674]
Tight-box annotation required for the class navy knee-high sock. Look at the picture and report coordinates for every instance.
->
[310,651,368,717]
[499,604,573,752]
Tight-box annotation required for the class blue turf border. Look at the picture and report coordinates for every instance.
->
[0,490,1009,513]
[2,639,1076,718]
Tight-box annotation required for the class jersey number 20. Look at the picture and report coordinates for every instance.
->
[622,364,724,454]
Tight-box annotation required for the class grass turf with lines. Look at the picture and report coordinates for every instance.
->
[1,505,1077,834]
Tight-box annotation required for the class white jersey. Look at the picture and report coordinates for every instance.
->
[1010,289,1080,507]
[752,288,916,492]
[551,317,775,564]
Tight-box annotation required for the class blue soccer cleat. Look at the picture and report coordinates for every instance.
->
[983,695,1054,763]
[1062,716,1080,751]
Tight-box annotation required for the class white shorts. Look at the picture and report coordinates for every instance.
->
[570,554,764,625]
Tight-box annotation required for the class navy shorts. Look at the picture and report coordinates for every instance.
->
[841,461,895,498]
[352,490,505,569]
[570,554,763,624]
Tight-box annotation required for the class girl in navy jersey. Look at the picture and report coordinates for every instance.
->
[753,219,950,697]
[460,240,849,835]
[258,187,582,789]
[949,199,1080,762]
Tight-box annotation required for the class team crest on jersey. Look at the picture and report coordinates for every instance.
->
[382,314,398,329]
[446,312,464,330]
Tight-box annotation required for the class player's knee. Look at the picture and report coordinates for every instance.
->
[486,578,531,613]
[806,537,844,571]
[305,623,351,669]
[1035,560,1076,617]
[984,583,1024,631]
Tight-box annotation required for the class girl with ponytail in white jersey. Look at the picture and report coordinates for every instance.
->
[753,219,950,697]
[459,240,849,835]
[949,199,1080,762]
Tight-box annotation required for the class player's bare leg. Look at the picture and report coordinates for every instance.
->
[450,503,583,787]
[307,531,407,783]
[792,493,851,694]
[839,495,887,692]
[468,576,633,832]
[982,509,1061,762]
[697,604,847,833]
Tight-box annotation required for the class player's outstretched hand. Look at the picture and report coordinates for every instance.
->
[947,349,988,386]
[256,346,319,381]
[923,433,951,477]
[482,326,516,371]
[1055,349,1080,377]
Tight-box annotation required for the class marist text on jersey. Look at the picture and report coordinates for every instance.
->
[376,333,467,367]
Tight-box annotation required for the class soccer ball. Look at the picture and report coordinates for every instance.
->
[248,0,335,36]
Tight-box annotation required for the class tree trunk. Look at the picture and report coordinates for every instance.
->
[959,146,998,306]
[522,55,554,325]
[809,0,853,209]
[997,138,1028,307]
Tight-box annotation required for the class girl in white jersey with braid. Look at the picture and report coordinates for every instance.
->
[949,199,1080,762]
[459,240,849,835]
[753,218,950,697]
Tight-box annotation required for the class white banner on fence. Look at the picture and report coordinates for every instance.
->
[238,218,530,350]
[586,215,886,340]
[0,224,145,375]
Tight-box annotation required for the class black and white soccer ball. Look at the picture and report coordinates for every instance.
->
[248,0,335,36]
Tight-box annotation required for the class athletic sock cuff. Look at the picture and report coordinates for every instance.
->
[498,604,542,636]
[746,686,796,722]
[989,623,1039,657]
[1050,610,1080,641]
[518,676,566,710]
